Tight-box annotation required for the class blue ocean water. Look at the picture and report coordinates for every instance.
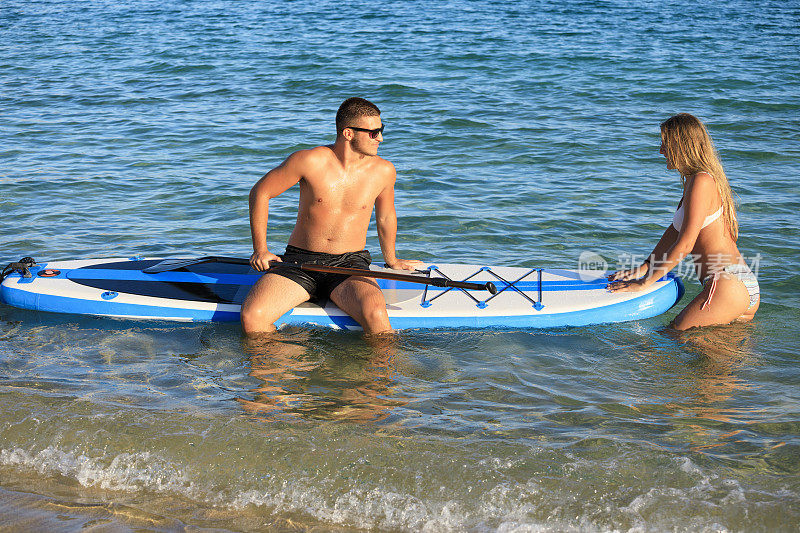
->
[1,0,799,531]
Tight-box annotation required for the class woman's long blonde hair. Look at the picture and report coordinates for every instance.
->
[661,113,738,241]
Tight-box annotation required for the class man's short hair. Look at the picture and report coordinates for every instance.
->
[336,97,380,134]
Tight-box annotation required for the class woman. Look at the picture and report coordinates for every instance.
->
[608,113,759,330]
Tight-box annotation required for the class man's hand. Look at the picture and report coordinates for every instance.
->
[250,250,281,272]
[386,258,425,271]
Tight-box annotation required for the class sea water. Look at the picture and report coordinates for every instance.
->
[1,1,799,531]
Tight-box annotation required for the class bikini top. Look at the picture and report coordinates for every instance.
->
[672,203,723,232]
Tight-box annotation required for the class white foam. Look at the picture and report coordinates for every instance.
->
[0,445,761,532]
[676,456,703,475]
[233,483,461,531]
[0,446,195,494]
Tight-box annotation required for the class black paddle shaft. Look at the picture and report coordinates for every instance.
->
[143,256,497,293]
[298,263,497,294]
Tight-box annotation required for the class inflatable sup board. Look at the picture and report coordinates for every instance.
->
[0,257,684,329]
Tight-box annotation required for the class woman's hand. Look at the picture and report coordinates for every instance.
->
[607,278,648,293]
[607,263,649,282]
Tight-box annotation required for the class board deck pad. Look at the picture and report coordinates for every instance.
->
[1,257,684,329]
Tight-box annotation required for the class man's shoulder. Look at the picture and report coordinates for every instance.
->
[280,146,337,175]
[370,155,396,177]
[288,145,335,163]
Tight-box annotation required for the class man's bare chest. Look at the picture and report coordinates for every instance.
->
[300,173,382,209]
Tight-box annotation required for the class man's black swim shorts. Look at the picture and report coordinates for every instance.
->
[267,244,372,302]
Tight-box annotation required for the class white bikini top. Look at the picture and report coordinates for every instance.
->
[672,203,723,232]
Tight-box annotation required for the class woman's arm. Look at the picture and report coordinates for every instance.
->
[609,173,715,291]
[608,224,679,281]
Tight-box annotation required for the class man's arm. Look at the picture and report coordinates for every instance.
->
[249,151,305,271]
[374,164,423,271]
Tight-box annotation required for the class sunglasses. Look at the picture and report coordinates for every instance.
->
[347,125,384,139]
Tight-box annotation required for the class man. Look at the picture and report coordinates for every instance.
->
[241,97,422,335]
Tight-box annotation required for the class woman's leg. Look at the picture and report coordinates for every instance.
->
[671,274,751,330]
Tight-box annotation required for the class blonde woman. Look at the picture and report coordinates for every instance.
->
[608,113,759,330]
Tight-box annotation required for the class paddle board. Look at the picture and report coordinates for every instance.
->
[0,257,684,329]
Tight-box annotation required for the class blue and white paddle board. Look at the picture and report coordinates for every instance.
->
[0,257,684,329]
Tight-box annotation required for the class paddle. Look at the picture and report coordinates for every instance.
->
[142,256,498,294]
[299,263,498,294]
[143,256,249,273]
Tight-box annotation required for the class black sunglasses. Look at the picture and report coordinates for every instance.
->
[347,125,384,139]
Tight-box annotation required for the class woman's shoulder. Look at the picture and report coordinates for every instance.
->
[685,171,723,216]
[686,171,716,194]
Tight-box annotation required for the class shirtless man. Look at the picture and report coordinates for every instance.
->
[240,97,422,335]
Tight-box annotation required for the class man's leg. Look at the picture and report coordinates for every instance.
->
[240,273,311,335]
[329,276,392,334]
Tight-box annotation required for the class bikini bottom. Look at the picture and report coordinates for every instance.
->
[700,264,760,312]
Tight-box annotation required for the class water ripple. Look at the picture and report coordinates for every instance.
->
[2,0,800,530]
